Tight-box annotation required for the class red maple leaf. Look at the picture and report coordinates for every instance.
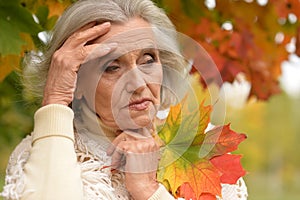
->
[211,154,247,184]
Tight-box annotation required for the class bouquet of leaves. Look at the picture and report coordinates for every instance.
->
[156,96,247,200]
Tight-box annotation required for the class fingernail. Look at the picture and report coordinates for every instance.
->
[107,42,118,48]
[89,21,97,25]
[102,43,118,52]
[102,22,111,27]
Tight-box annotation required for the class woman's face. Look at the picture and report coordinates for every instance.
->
[92,18,162,130]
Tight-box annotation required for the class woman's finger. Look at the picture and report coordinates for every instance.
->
[82,42,118,62]
[107,132,132,156]
[62,21,96,47]
[110,139,160,173]
[110,143,127,170]
[64,22,111,47]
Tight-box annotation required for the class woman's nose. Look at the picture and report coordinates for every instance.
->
[125,67,147,93]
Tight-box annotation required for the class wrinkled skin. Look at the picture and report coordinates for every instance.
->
[43,18,162,199]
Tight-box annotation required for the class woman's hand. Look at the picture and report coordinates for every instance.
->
[107,131,160,200]
[42,22,117,106]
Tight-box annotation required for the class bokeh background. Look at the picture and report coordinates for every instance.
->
[1,0,300,199]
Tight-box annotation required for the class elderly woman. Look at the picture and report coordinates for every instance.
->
[1,0,247,199]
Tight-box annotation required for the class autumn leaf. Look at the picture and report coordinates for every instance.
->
[157,96,247,199]
[158,96,211,147]
[198,125,247,159]
[179,184,216,200]
[158,154,222,198]
[211,154,246,184]
[178,183,196,200]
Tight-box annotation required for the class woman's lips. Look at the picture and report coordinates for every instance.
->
[128,99,151,111]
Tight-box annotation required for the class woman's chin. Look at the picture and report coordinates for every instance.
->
[132,115,153,128]
[116,113,154,130]
[116,114,153,130]
[130,106,157,127]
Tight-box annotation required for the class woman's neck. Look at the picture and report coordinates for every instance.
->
[98,118,120,141]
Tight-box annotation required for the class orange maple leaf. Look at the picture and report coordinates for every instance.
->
[157,96,247,199]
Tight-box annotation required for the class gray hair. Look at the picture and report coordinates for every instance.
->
[23,0,188,108]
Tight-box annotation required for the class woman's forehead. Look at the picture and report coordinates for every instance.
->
[93,18,157,48]
[108,30,156,47]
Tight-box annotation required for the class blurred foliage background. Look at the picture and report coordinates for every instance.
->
[1,0,300,199]
[225,91,300,200]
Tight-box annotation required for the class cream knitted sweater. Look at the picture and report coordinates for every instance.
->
[1,104,248,200]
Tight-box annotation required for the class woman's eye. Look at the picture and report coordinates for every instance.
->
[105,65,120,73]
[143,54,155,64]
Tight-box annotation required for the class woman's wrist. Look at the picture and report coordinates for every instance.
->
[42,97,70,106]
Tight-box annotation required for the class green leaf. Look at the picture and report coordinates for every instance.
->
[0,2,42,34]
[0,19,26,55]
[0,0,42,55]
[35,5,49,27]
